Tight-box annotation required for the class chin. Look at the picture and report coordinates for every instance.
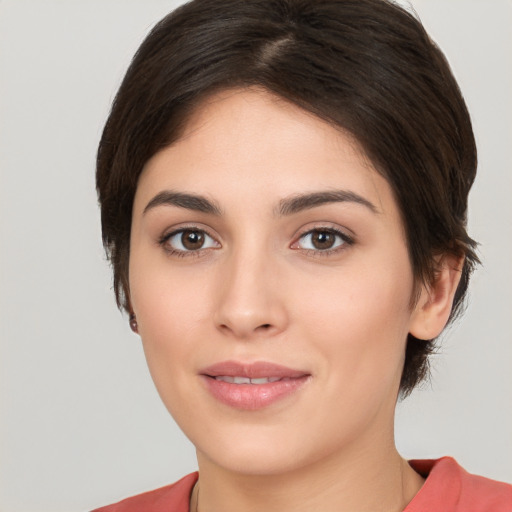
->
[200,443,310,476]
[191,419,336,477]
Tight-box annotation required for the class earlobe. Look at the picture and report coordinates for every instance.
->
[129,312,139,334]
[409,255,464,341]
[126,287,139,335]
[127,300,139,335]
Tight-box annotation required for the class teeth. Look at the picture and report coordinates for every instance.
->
[215,376,235,383]
[214,376,282,384]
[250,377,272,384]
[253,377,282,384]
[233,376,251,384]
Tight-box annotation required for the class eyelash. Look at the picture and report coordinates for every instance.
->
[158,226,219,258]
[157,225,354,258]
[293,226,354,257]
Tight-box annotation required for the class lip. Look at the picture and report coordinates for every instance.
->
[200,360,311,410]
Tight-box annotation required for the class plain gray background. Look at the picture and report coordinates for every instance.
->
[1,1,511,511]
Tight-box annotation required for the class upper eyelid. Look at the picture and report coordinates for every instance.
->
[294,223,354,240]
[300,226,348,236]
[160,224,218,240]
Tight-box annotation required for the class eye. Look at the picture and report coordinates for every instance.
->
[295,228,352,252]
[160,228,219,254]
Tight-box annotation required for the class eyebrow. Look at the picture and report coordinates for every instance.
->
[143,189,378,217]
[276,190,378,216]
[143,191,222,216]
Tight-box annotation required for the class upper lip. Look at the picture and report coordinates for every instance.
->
[200,360,309,379]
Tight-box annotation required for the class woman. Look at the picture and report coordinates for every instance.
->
[93,0,512,510]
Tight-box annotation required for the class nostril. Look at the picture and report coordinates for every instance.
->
[260,324,271,329]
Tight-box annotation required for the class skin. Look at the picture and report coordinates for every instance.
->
[129,88,462,512]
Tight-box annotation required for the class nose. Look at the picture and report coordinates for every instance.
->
[213,249,288,340]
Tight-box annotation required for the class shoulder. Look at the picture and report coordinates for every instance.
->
[91,472,198,512]
[407,457,512,512]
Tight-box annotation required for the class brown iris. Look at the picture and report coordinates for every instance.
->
[181,230,205,250]
[311,230,336,250]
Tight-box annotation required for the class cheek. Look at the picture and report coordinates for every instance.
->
[290,256,413,383]
[130,251,213,331]
[129,257,213,397]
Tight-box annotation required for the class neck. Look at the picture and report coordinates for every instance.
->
[193,434,424,512]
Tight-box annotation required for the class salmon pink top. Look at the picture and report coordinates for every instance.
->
[92,457,512,511]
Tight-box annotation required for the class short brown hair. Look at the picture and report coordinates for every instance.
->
[97,0,479,396]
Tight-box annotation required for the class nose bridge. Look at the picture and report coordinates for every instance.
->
[214,239,286,338]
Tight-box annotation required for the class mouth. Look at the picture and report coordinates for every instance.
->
[212,376,284,384]
[200,361,311,410]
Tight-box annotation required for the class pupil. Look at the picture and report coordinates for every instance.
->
[182,230,204,250]
[312,231,334,249]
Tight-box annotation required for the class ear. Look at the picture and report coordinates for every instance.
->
[409,255,464,340]
[125,295,140,335]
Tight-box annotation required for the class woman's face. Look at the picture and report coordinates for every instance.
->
[129,88,424,475]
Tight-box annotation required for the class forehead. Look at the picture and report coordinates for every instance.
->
[179,87,369,168]
[135,87,396,219]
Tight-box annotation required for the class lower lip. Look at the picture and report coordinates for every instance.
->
[201,376,310,410]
